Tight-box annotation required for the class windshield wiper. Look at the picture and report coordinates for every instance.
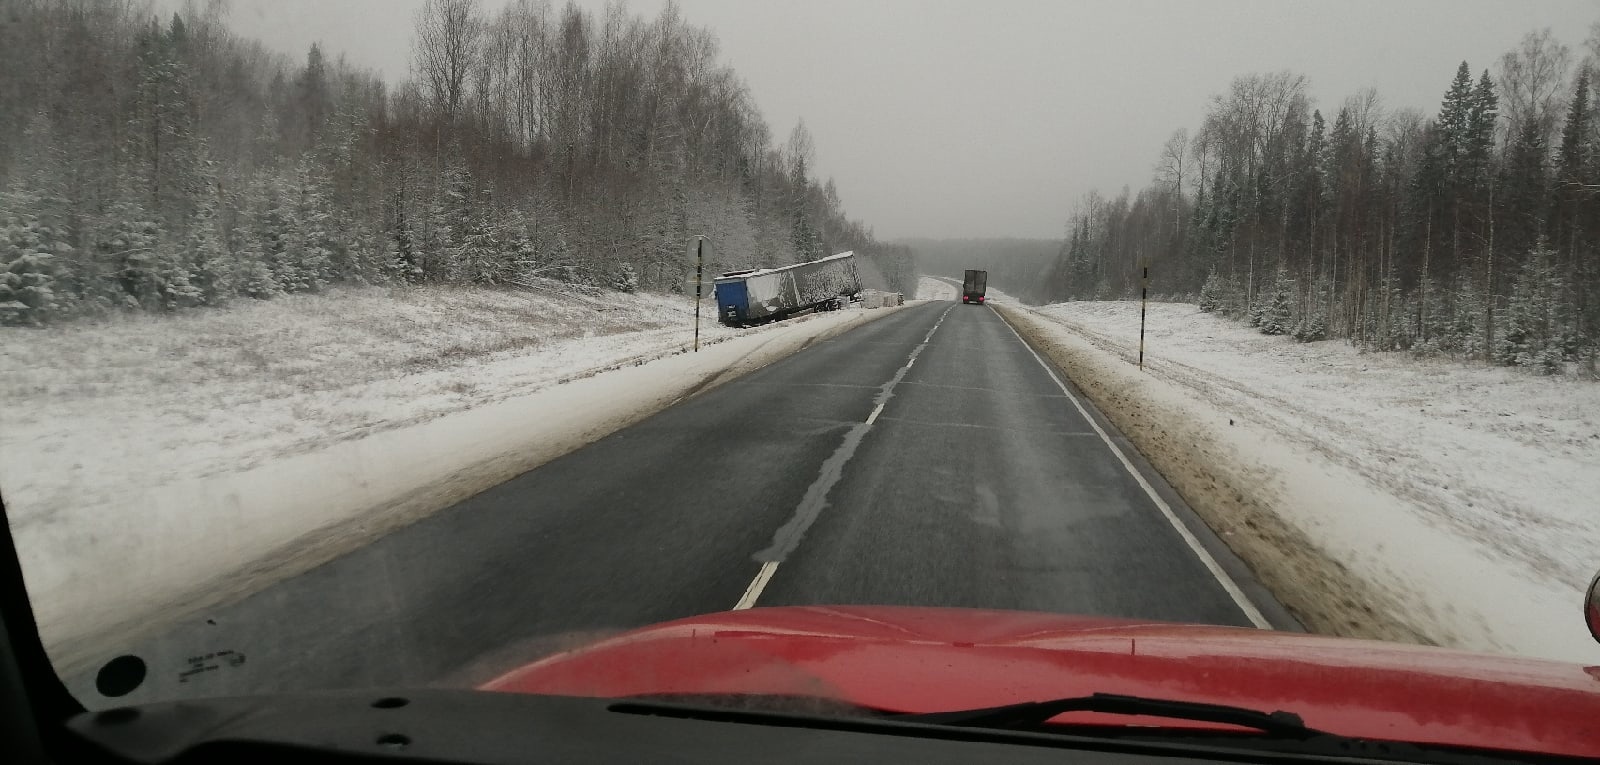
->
[618,693,1564,764]
[891,692,1319,739]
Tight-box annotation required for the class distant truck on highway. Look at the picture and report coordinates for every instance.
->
[714,251,861,325]
[962,269,988,304]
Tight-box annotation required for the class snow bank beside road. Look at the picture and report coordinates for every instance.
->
[1,285,901,671]
[1000,301,1600,662]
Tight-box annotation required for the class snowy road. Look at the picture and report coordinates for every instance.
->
[72,299,1296,702]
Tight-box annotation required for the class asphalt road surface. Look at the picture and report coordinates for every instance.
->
[75,299,1297,703]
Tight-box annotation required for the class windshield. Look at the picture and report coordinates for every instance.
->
[3,0,1600,760]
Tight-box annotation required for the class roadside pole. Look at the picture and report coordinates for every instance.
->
[694,237,704,352]
[1139,262,1149,370]
[689,235,708,352]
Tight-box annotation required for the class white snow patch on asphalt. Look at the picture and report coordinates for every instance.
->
[0,284,901,667]
[1012,300,1600,662]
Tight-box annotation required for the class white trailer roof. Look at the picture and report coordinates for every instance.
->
[714,251,855,283]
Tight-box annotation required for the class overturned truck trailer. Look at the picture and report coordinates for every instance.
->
[714,251,861,325]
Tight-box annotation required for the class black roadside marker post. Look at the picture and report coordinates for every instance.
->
[1139,263,1149,370]
[692,236,705,352]
[694,237,703,352]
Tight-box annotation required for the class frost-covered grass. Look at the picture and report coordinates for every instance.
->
[1015,300,1600,661]
[0,285,731,529]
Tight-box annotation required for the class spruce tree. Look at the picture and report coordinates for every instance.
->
[102,203,164,310]
[611,262,639,293]
[289,164,334,291]
[1499,240,1563,371]
[458,188,504,285]
[1550,70,1592,359]
[1551,69,1590,248]
[1260,267,1293,336]
[185,198,232,305]
[508,218,539,280]
[1449,271,1487,358]
[0,195,65,325]
[1417,274,1451,351]
[237,175,283,299]
[256,176,300,292]
[1197,268,1222,312]
[389,203,423,284]
[1500,117,1547,272]
[1437,62,1475,173]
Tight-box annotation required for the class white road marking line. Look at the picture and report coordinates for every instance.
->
[865,400,889,425]
[990,306,1274,630]
[734,561,780,610]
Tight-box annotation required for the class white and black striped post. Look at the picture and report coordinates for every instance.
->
[1139,263,1149,370]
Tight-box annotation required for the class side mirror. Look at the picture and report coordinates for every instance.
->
[1587,570,1600,645]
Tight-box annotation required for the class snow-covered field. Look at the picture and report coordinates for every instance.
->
[0,284,903,670]
[914,276,958,301]
[1002,300,1600,662]
[4,287,730,528]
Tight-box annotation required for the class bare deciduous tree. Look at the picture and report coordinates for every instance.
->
[785,119,815,181]
[1497,28,1572,146]
[414,0,484,124]
[1156,128,1190,195]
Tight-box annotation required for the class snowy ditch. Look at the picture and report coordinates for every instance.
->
[1,285,907,674]
[998,300,1600,662]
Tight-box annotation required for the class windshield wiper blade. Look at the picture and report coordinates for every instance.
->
[892,692,1320,739]
[619,694,1553,764]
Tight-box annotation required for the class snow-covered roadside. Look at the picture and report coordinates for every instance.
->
[2,286,735,529]
[914,275,957,301]
[999,300,1600,662]
[0,285,904,672]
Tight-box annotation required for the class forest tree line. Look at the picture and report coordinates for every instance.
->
[0,0,914,327]
[1040,24,1600,374]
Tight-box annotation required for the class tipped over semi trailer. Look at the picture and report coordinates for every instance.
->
[714,251,861,325]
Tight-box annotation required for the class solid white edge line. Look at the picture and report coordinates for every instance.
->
[734,561,780,610]
[989,305,1274,630]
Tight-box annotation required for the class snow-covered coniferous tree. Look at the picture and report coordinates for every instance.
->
[1259,268,1293,336]
[611,262,639,293]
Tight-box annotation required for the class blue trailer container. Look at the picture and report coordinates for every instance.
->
[714,251,861,325]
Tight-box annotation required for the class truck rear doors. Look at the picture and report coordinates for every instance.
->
[962,270,988,304]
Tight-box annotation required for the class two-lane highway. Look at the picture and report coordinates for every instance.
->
[754,302,1270,625]
[76,298,1295,704]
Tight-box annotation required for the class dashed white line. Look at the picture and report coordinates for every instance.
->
[990,305,1274,630]
[734,561,780,610]
[865,398,891,425]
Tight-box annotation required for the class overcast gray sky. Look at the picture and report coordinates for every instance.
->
[209,0,1597,240]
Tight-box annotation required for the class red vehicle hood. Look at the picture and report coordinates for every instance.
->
[483,606,1600,759]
